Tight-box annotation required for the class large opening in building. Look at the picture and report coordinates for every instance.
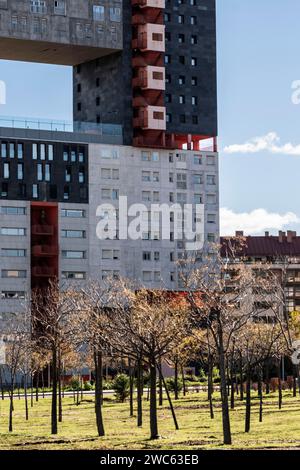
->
[0,59,73,129]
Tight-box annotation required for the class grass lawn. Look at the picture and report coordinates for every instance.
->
[0,390,300,450]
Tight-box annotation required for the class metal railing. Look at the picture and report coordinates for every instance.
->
[0,115,122,136]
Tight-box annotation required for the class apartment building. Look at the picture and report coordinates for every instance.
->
[221,230,300,318]
[0,0,219,321]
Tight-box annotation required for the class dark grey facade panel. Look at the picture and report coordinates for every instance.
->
[0,139,88,204]
[164,0,217,137]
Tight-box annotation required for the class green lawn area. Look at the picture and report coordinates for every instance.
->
[0,391,300,450]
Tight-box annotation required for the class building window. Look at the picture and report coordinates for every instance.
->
[63,185,70,200]
[110,7,121,22]
[45,164,51,182]
[48,145,54,161]
[191,16,197,25]
[1,291,26,300]
[37,163,43,181]
[9,143,14,159]
[178,34,185,43]
[194,154,202,165]
[192,96,198,106]
[208,214,216,224]
[191,35,197,45]
[3,162,9,179]
[1,270,26,279]
[178,14,184,24]
[93,5,105,21]
[179,56,185,65]
[1,249,26,257]
[178,76,185,85]
[32,184,38,198]
[62,272,86,280]
[0,207,26,216]
[62,230,86,238]
[165,55,171,64]
[17,163,24,180]
[193,173,203,185]
[1,143,7,158]
[62,250,85,259]
[54,1,66,15]
[164,13,171,22]
[179,114,186,123]
[192,77,198,86]
[207,175,216,185]
[61,209,85,218]
[179,95,185,104]
[191,57,197,66]
[17,143,23,159]
[1,227,26,236]
[30,1,47,14]
[192,115,198,124]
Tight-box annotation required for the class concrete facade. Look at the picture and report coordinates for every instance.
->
[0,0,122,64]
[0,139,219,317]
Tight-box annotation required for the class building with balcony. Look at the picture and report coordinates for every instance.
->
[0,1,219,325]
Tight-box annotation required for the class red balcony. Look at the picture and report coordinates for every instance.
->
[32,266,57,277]
[133,66,165,90]
[31,224,54,236]
[32,244,58,257]
[132,0,165,8]
[132,25,165,52]
[133,105,166,130]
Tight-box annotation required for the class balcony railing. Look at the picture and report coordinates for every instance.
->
[32,266,56,277]
[0,116,122,136]
[32,245,58,257]
[31,225,54,236]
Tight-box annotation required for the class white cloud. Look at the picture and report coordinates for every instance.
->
[224,132,300,156]
[220,207,300,236]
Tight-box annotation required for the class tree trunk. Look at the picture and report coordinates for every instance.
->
[258,369,263,423]
[208,355,214,419]
[24,374,29,421]
[9,379,14,432]
[181,365,186,397]
[58,354,62,422]
[278,362,282,410]
[94,349,105,437]
[239,354,244,401]
[35,371,39,402]
[217,319,232,445]
[265,360,270,395]
[30,374,34,408]
[174,359,179,400]
[149,361,159,439]
[230,361,235,410]
[159,359,163,406]
[293,365,297,398]
[129,359,134,417]
[51,346,58,435]
[157,361,179,430]
[245,368,251,433]
[137,358,143,427]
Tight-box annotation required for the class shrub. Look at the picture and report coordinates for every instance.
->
[112,374,130,402]
[70,376,80,390]
[83,381,94,391]
[165,377,183,394]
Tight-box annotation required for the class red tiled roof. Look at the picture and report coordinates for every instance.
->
[221,235,300,257]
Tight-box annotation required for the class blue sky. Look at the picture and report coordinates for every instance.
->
[1,0,300,235]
